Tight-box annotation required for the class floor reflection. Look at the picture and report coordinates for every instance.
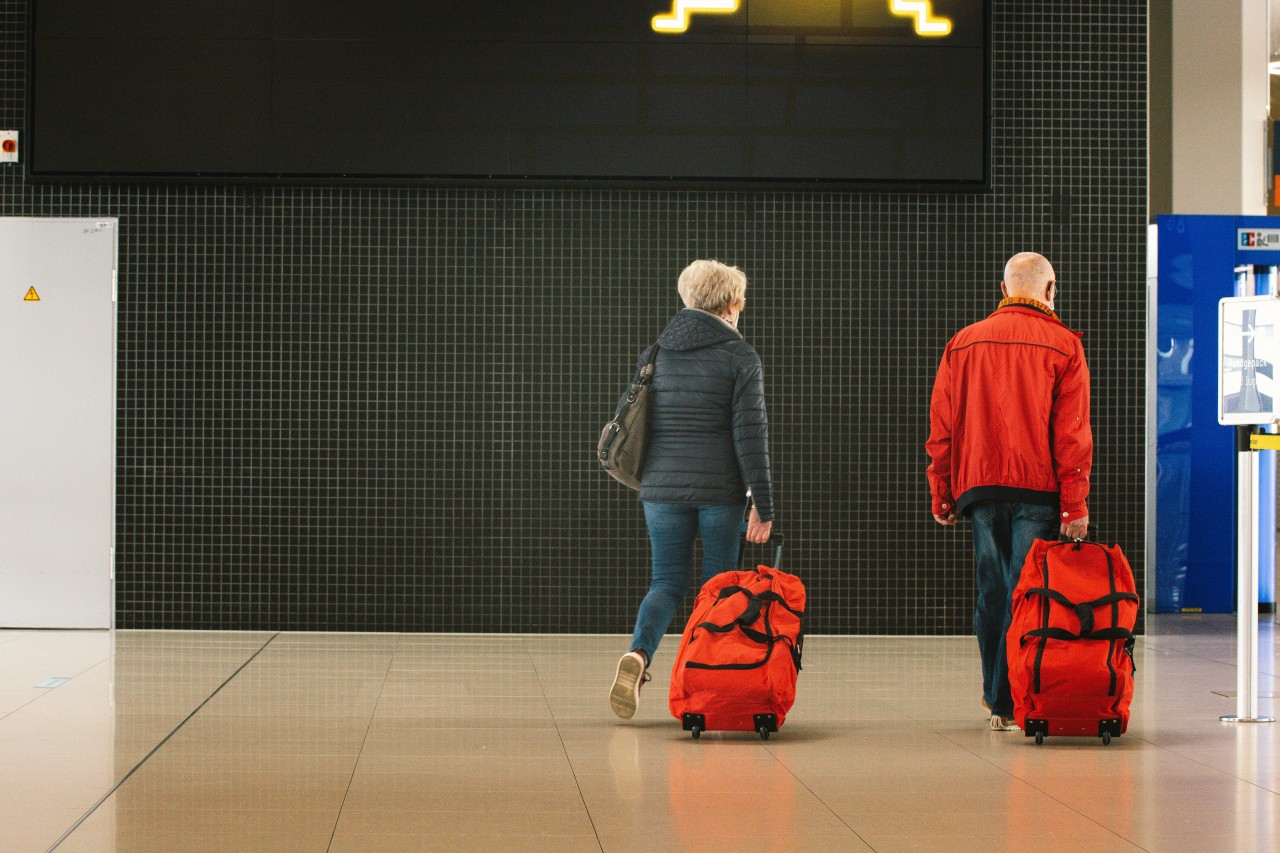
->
[0,616,1274,852]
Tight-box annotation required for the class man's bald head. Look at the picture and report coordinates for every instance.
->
[1002,252,1056,308]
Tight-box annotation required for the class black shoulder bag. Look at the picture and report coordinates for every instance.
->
[597,344,658,490]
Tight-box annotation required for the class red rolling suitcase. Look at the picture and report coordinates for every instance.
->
[1007,538,1139,745]
[669,536,804,740]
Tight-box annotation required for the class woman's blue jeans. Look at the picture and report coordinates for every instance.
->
[969,500,1060,717]
[630,501,746,661]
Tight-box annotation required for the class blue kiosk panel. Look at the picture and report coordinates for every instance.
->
[1155,215,1280,613]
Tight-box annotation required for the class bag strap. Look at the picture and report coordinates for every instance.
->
[601,343,660,449]
[695,580,795,645]
[689,573,804,671]
[616,343,660,406]
[696,593,766,637]
[636,342,659,381]
[753,589,805,618]
[1023,626,1136,642]
[1024,587,1139,634]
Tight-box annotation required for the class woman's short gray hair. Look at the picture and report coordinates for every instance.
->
[677,260,747,314]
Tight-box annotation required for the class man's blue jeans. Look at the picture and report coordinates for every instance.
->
[630,501,746,661]
[969,500,1060,717]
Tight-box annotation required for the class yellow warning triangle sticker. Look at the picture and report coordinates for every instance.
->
[24,286,40,301]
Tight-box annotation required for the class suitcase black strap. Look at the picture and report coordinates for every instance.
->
[711,581,798,614]
[1032,543,1136,696]
[1024,588,1139,634]
[688,582,803,669]
[1023,626,1136,642]
[697,590,772,643]
[754,590,804,618]
[696,614,768,643]
[1023,626,1137,698]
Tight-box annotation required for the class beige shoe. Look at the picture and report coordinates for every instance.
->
[610,652,649,719]
[990,714,1019,731]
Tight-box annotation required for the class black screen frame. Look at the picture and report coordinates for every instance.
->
[25,0,992,191]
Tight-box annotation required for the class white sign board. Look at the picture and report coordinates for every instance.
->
[1220,295,1280,425]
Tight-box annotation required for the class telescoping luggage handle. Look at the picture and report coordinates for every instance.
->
[740,532,784,571]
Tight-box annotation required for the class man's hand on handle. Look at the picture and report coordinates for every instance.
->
[746,506,772,544]
[930,502,1088,539]
[1061,515,1089,541]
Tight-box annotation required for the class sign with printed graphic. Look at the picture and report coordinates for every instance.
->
[1239,229,1280,250]
[1220,295,1280,425]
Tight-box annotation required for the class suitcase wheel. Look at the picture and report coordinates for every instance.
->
[1025,718,1121,745]
[753,713,778,741]
[1099,718,1122,745]
[681,713,706,740]
[1024,718,1049,745]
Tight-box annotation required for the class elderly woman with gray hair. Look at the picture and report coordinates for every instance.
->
[610,259,776,719]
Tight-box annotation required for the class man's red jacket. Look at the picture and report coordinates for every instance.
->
[926,302,1092,523]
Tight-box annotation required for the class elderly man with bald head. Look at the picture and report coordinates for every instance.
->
[925,251,1093,731]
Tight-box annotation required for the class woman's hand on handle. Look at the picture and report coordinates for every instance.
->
[746,506,772,544]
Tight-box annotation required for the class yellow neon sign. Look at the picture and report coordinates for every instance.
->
[652,1,953,38]
[651,0,741,35]
[889,0,952,36]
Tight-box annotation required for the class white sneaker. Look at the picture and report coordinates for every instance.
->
[610,652,649,719]
[990,714,1019,731]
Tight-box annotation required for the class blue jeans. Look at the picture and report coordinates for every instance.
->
[630,501,746,661]
[969,500,1060,717]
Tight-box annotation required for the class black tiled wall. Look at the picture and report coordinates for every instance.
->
[0,1,1146,633]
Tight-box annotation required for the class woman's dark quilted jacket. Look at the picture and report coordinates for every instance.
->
[633,308,774,521]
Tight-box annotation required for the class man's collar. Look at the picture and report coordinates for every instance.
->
[998,295,1059,321]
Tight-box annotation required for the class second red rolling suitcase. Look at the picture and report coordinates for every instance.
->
[669,537,804,740]
[1007,538,1139,745]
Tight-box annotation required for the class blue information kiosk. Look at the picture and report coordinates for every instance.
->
[1153,215,1280,614]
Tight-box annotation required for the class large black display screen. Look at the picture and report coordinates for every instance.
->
[28,0,988,187]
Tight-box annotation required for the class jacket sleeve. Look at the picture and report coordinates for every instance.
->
[925,345,956,516]
[731,347,774,522]
[1051,340,1092,521]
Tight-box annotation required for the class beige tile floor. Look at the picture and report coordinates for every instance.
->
[0,615,1276,853]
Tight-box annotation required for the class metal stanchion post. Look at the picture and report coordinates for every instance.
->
[1222,427,1276,723]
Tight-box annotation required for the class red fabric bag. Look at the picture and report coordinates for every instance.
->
[1007,539,1139,742]
[669,565,805,738]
